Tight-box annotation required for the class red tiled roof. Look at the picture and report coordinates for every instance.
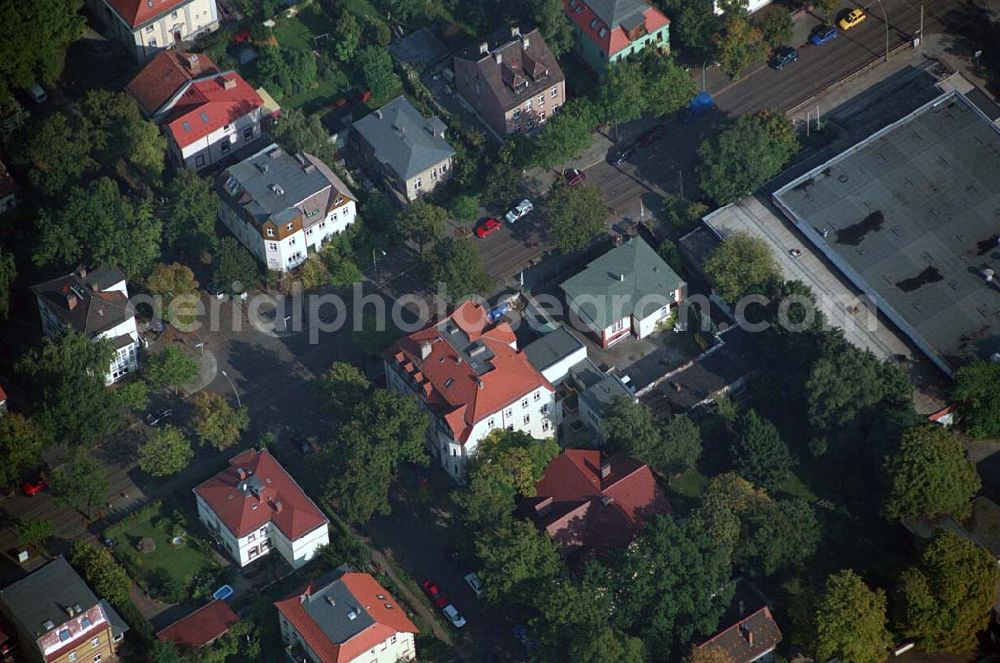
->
[193,449,328,540]
[163,74,263,149]
[126,50,220,116]
[156,600,239,650]
[696,606,782,663]
[105,0,191,28]
[274,573,418,663]
[563,0,669,57]
[523,450,671,553]
[0,158,17,200]
[386,302,551,443]
[0,384,6,403]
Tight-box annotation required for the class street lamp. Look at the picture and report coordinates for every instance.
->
[220,370,242,409]
[373,248,387,278]
[873,0,890,63]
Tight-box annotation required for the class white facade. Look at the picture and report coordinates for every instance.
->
[714,0,773,14]
[278,613,415,663]
[171,106,262,170]
[90,0,220,63]
[195,493,329,569]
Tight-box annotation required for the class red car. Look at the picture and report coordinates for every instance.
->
[21,476,48,496]
[422,580,450,608]
[565,168,586,187]
[474,218,502,238]
[637,125,666,147]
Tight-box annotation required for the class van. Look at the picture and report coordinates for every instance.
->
[27,84,47,103]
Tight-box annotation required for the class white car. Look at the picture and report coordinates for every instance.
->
[504,199,533,224]
[464,572,484,598]
[442,604,466,628]
[27,83,47,103]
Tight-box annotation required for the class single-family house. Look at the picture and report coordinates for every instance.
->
[561,237,685,348]
[522,449,671,555]
[454,26,567,138]
[127,51,263,170]
[0,159,17,214]
[275,569,418,663]
[87,0,219,63]
[350,97,455,202]
[563,0,670,73]
[216,143,357,273]
[194,448,330,569]
[0,556,129,663]
[694,582,782,663]
[156,599,240,653]
[385,301,557,480]
[30,266,141,385]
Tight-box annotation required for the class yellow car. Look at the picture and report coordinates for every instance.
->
[838,8,867,30]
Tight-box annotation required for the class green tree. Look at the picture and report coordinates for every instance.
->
[51,451,108,517]
[0,0,84,95]
[0,95,29,143]
[323,390,429,523]
[660,415,702,475]
[316,361,371,418]
[597,59,647,131]
[0,413,49,489]
[34,177,161,278]
[673,0,719,60]
[475,519,561,604]
[693,472,771,554]
[641,50,698,118]
[894,531,1000,652]
[737,498,819,576]
[163,169,219,254]
[11,112,91,196]
[883,425,980,521]
[614,516,734,661]
[813,0,838,21]
[656,194,709,237]
[69,540,131,606]
[16,517,54,549]
[319,239,362,286]
[146,262,200,326]
[333,13,361,61]
[398,199,446,255]
[815,570,892,663]
[362,189,398,234]
[482,162,521,211]
[0,249,14,323]
[530,0,574,56]
[703,231,780,303]
[531,99,596,170]
[357,46,399,100]
[425,237,492,302]
[193,391,249,450]
[698,111,799,205]
[657,239,684,274]
[732,409,794,491]
[145,346,199,393]
[149,640,183,663]
[603,397,660,460]
[270,108,337,168]
[547,183,608,253]
[138,426,193,477]
[952,360,1000,438]
[713,15,768,78]
[213,237,259,294]
[751,5,793,47]
[449,194,479,227]
[363,15,392,47]
[81,90,166,178]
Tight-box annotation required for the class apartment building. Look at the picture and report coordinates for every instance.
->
[564,0,670,72]
[88,0,219,63]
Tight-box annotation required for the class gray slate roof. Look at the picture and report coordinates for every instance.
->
[30,267,134,336]
[523,326,585,375]
[0,557,129,643]
[300,571,375,645]
[586,0,650,30]
[352,96,455,180]
[572,358,632,418]
[561,238,685,330]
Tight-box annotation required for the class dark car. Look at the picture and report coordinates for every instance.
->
[607,146,635,165]
[770,46,799,70]
[145,407,173,426]
[564,168,586,187]
[809,25,838,45]
[637,125,666,147]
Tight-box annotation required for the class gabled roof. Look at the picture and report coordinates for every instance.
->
[561,237,685,330]
[30,267,134,337]
[696,606,782,663]
[163,73,263,149]
[352,96,455,180]
[105,0,192,29]
[522,450,670,554]
[156,600,239,650]
[274,571,418,663]
[564,0,669,57]
[386,302,552,443]
[193,448,328,540]
[126,50,220,117]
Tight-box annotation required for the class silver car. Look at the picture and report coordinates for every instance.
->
[442,604,466,628]
[504,199,533,224]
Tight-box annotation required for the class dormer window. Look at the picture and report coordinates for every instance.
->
[589,18,599,29]
[286,222,294,231]
[266,228,275,237]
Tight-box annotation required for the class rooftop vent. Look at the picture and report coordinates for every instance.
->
[222,77,237,90]
[235,467,247,480]
[522,36,530,49]
[494,52,502,65]
[479,42,489,55]
[274,500,283,513]
[270,184,285,196]
[268,147,282,159]
[600,461,612,479]
[42,620,55,632]
[186,53,200,71]
[511,26,521,38]
[347,608,358,621]
[419,341,433,360]
[326,596,336,607]
[384,603,393,609]
[255,162,268,174]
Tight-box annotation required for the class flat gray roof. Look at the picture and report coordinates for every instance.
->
[773,90,1000,374]
[523,326,585,373]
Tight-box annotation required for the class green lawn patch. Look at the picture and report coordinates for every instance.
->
[342,0,382,20]
[778,469,819,501]
[273,5,336,51]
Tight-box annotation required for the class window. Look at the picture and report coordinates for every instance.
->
[538,94,545,105]
[541,404,549,414]
[69,654,77,662]
[487,418,495,428]
[91,638,100,648]
[542,421,550,432]
[146,24,155,32]
[248,532,256,541]
[243,126,254,141]
[269,242,277,251]
[534,392,541,401]
[451,449,456,456]
[550,87,558,98]
[523,414,530,424]
[224,123,231,131]
[505,408,513,417]
[148,38,157,47]
[194,153,204,167]
[266,228,275,237]
[611,319,625,332]
[513,108,521,120]
[220,140,230,155]
[525,99,532,110]
[171,10,178,18]
[521,398,529,407]
[93,655,102,662]
[414,178,422,190]
[391,635,398,644]
[290,237,296,245]
[248,547,259,559]
[286,222,294,231]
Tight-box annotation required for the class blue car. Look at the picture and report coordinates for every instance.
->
[809,25,838,45]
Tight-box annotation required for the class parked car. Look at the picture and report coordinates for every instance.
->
[607,145,635,165]
[442,604,466,628]
[770,46,799,70]
[101,535,117,548]
[504,199,533,224]
[464,572,484,598]
[27,84,47,103]
[838,8,866,30]
[21,475,48,496]
[294,435,318,455]
[474,217,502,238]
[564,168,586,187]
[421,580,449,608]
[637,125,666,147]
[809,25,839,45]
[680,90,714,124]
[145,408,173,426]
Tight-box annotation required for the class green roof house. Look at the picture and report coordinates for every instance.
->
[560,237,685,347]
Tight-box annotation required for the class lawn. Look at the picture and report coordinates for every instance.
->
[666,468,709,515]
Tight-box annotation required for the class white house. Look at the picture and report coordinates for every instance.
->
[217,143,357,273]
[194,449,329,569]
[560,237,686,348]
[275,570,418,663]
[30,266,141,385]
[87,0,219,63]
[385,301,558,480]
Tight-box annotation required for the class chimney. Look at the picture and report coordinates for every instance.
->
[65,605,76,618]
[600,460,612,480]
[479,42,489,55]
[222,76,237,90]
[511,26,521,38]
[274,500,283,513]
[740,625,754,647]
[618,273,625,282]
[419,341,432,360]
[534,496,553,516]
[186,53,200,72]
[494,52,502,65]
[522,36,530,50]
[374,109,382,119]
[66,293,78,310]
[235,467,247,481]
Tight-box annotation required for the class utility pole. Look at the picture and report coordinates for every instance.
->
[874,0,889,62]
[919,4,923,44]
[816,105,821,131]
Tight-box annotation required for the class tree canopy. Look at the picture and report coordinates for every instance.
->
[547,183,608,253]
[0,0,84,95]
[316,361,371,418]
[424,237,492,302]
[163,169,219,254]
[270,108,337,168]
[138,426,194,477]
[192,391,249,451]
[815,570,892,663]
[51,450,108,517]
[474,519,561,604]
[0,413,50,489]
[213,237,259,294]
[0,249,15,323]
[732,409,794,491]
[357,46,399,100]
[713,15,768,78]
[146,346,200,393]
[703,231,780,303]
[736,497,820,577]
[531,99,597,170]
[952,360,1000,438]
[398,199,446,255]
[146,262,200,327]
